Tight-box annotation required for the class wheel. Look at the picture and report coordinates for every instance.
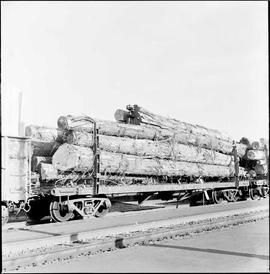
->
[26,197,51,222]
[212,190,223,204]
[249,188,260,200]
[94,198,112,218]
[223,190,237,202]
[2,204,9,225]
[259,186,269,198]
[237,188,248,201]
[49,200,74,222]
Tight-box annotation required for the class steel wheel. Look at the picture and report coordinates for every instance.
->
[49,200,74,222]
[94,199,112,218]
[260,186,269,198]
[223,190,237,202]
[249,188,260,200]
[212,190,223,204]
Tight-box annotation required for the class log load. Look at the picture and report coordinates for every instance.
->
[254,164,268,175]
[58,116,247,156]
[114,106,232,142]
[40,163,59,181]
[39,163,88,181]
[30,141,61,157]
[65,131,234,166]
[240,137,268,150]
[25,125,64,142]
[246,150,266,160]
[52,144,238,178]
[25,125,63,157]
[257,159,267,165]
[31,156,52,172]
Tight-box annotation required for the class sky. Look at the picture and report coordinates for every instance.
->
[1,1,268,141]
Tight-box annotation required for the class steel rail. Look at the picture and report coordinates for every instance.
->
[2,207,268,272]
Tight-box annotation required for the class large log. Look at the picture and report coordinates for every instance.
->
[254,164,268,175]
[31,156,52,172]
[246,150,266,160]
[39,163,88,181]
[53,144,237,178]
[58,115,247,156]
[30,140,61,157]
[115,106,232,142]
[25,125,64,142]
[40,163,59,181]
[65,131,233,166]
[25,125,63,157]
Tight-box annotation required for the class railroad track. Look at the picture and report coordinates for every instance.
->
[3,203,268,272]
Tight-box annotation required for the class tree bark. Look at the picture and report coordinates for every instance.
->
[30,140,61,157]
[25,125,63,157]
[257,159,267,165]
[31,156,52,172]
[251,141,260,150]
[58,115,247,156]
[115,106,232,142]
[246,150,266,160]
[52,144,238,178]
[254,164,268,175]
[52,144,94,172]
[39,163,59,181]
[25,125,64,142]
[65,131,234,166]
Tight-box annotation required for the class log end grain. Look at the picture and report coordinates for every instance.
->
[52,143,94,171]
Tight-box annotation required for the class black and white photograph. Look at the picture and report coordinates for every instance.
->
[1,1,269,272]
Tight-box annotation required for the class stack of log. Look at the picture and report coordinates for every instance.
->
[239,137,268,177]
[26,105,270,183]
[25,125,64,180]
[47,105,249,182]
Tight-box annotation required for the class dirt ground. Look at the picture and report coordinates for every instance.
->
[16,217,269,273]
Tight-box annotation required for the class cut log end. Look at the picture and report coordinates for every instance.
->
[114,109,130,122]
[57,116,69,130]
[52,143,94,171]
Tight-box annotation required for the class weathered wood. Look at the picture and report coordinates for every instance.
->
[251,141,260,150]
[39,163,89,182]
[236,143,247,157]
[115,106,232,142]
[52,144,94,172]
[58,115,247,156]
[239,137,250,147]
[254,164,268,175]
[39,163,59,181]
[52,144,238,178]
[65,131,234,166]
[25,125,64,142]
[2,137,30,159]
[31,156,52,172]
[257,159,267,165]
[114,109,130,123]
[246,150,266,160]
[25,125,63,157]
[5,158,29,176]
[30,140,61,157]
[240,137,268,150]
